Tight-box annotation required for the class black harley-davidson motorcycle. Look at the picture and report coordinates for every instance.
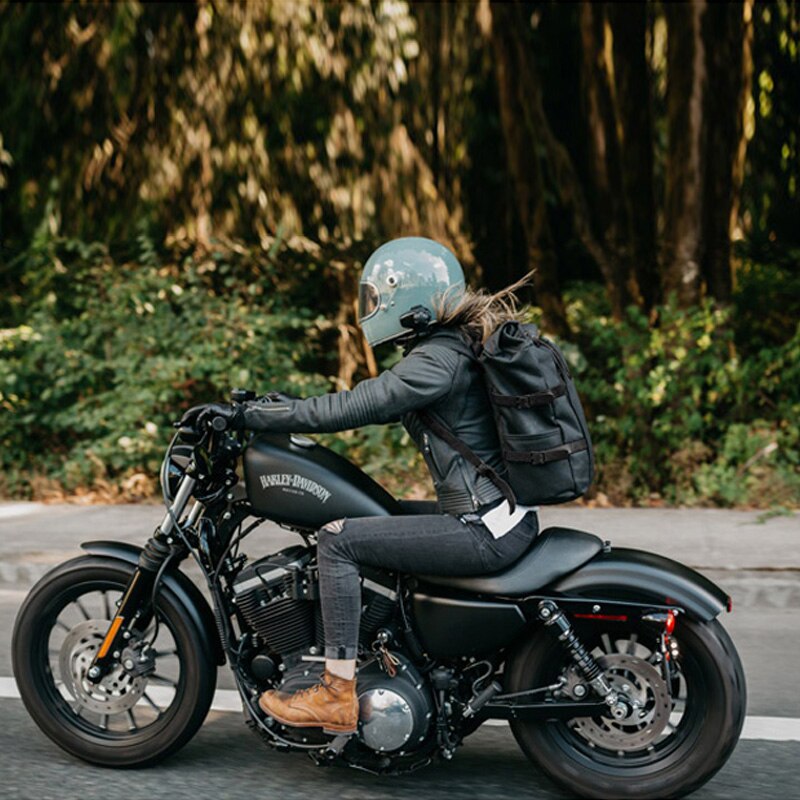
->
[12,392,746,799]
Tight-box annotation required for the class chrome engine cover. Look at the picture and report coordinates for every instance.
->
[359,686,415,753]
[356,657,432,753]
[278,654,432,754]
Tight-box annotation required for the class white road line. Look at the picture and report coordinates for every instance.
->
[0,503,44,519]
[740,716,800,742]
[1,677,798,742]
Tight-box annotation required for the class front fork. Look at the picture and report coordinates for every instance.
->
[87,476,202,683]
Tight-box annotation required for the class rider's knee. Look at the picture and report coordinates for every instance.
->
[318,518,348,556]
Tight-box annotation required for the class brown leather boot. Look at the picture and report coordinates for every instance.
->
[257,670,359,734]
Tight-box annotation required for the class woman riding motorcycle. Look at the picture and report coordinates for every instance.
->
[188,237,538,733]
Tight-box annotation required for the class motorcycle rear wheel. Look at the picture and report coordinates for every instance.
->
[12,556,217,767]
[505,614,746,799]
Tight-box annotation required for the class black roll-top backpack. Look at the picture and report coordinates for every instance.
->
[419,321,594,508]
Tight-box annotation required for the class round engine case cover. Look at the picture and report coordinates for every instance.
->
[357,658,432,754]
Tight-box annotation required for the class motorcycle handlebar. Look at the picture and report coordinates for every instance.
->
[175,387,294,439]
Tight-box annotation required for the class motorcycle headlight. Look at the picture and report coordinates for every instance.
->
[160,434,193,503]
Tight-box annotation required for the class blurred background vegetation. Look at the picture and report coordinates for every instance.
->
[0,0,798,508]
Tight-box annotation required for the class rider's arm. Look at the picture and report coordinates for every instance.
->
[241,342,458,433]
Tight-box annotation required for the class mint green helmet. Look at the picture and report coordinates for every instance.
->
[358,237,466,347]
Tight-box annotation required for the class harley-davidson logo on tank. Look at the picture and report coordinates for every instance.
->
[259,473,332,504]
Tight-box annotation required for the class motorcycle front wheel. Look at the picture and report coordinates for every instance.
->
[505,613,746,799]
[12,556,217,767]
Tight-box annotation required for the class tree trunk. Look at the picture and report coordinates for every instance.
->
[490,2,635,321]
[701,0,754,301]
[608,2,658,308]
[578,2,639,312]
[663,0,707,307]
[482,1,569,336]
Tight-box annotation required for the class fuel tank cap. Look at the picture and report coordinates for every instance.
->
[290,434,316,448]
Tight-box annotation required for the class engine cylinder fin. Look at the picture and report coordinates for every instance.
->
[237,592,315,654]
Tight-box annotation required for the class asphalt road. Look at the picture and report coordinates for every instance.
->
[0,503,798,799]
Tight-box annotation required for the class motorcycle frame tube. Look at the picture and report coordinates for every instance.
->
[510,595,684,622]
[81,541,225,666]
[475,699,607,722]
[546,547,730,622]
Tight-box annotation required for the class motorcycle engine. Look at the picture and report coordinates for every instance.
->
[233,546,433,754]
[232,546,397,660]
[232,546,317,655]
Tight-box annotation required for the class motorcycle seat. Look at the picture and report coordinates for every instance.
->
[417,526,605,596]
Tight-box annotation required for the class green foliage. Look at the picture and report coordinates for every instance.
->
[0,237,332,496]
[0,1,464,266]
[560,283,800,507]
[733,250,800,352]
[3,247,796,508]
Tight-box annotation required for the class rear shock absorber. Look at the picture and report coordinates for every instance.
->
[538,600,627,718]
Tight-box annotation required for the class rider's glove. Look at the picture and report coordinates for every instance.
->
[178,402,245,432]
[177,404,207,429]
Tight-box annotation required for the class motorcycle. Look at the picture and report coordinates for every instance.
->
[12,390,746,799]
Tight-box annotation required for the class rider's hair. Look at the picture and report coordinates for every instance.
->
[435,272,533,343]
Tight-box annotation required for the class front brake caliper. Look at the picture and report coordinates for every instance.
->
[120,643,156,678]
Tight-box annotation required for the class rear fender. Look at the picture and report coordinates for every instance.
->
[81,540,225,665]
[548,547,731,622]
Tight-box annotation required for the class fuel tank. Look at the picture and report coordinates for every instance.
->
[243,433,401,528]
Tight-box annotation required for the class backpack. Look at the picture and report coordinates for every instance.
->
[419,321,594,508]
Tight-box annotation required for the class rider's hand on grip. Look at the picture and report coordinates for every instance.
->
[175,402,245,433]
[175,404,207,431]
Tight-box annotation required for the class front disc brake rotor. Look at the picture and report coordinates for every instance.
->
[571,653,672,752]
[59,619,146,715]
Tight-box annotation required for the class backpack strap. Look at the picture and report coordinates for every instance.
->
[418,409,517,513]
[489,382,567,408]
[503,438,588,464]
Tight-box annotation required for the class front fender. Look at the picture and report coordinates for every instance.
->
[548,547,731,621]
[81,540,225,665]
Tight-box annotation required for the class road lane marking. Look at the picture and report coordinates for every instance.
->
[0,504,44,519]
[740,716,800,742]
[1,677,798,741]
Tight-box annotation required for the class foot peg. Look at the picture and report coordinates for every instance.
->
[463,681,502,718]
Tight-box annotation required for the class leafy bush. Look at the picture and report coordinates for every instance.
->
[0,238,331,497]
[558,281,800,507]
[1,245,797,508]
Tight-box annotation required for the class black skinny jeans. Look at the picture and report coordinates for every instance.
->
[317,507,539,660]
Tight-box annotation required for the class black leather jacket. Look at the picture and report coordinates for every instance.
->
[242,328,505,514]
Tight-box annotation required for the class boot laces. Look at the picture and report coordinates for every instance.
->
[292,671,334,700]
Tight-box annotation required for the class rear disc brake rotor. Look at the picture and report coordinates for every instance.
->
[571,653,672,752]
[58,619,146,715]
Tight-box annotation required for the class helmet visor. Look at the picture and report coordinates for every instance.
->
[358,281,380,321]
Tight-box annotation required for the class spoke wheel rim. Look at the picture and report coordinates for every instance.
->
[544,627,706,770]
[38,579,186,741]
